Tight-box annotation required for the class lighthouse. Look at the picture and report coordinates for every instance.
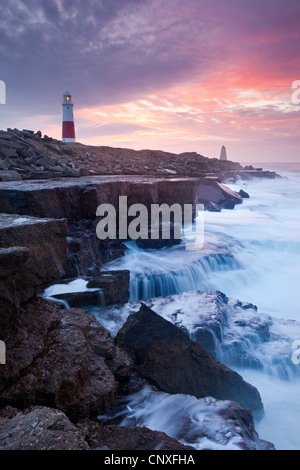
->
[62,91,75,142]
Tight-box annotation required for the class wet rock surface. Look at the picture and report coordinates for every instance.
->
[111,386,275,451]
[77,419,194,450]
[0,297,133,422]
[0,406,89,450]
[115,304,264,416]
[0,214,68,337]
[0,175,243,222]
[99,290,299,379]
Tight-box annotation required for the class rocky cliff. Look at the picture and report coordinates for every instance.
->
[0,128,279,182]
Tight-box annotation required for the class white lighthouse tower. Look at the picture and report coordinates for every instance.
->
[62,91,75,142]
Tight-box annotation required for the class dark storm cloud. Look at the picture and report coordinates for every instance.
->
[0,0,213,115]
[1,0,149,110]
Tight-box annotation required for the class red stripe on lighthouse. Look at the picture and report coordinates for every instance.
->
[62,121,75,140]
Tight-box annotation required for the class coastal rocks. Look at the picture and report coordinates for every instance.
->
[115,304,264,416]
[239,189,250,198]
[100,290,299,379]
[0,214,68,337]
[117,386,274,451]
[0,176,243,223]
[86,270,130,305]
[0,246,30,334]
[53,290,101,308]
[0,129,281,181]
[66,220,127,276]
[0,129,84,180]
[135,221,182,249]
[78,420,194,450]
[0,405,195,450]
[0,170,22,181]
[0,407,89,450]
[0,297,133,422]
[194,179,243,209]
[49,270,130,311]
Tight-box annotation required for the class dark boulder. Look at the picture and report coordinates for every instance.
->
[204,201,222,212]
[0,297,133,422]
[239,189,250,198]
[0,407,89,450]
[86,270,130,305]
[77,420,194,450]
[136,222,182,249]
[115,304,264,417]
[53,290,101,308]
[0,214,68,337]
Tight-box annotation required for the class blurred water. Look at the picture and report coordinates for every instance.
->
[102,170,300,449]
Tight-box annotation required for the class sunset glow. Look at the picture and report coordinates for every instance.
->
[0,0,299,162]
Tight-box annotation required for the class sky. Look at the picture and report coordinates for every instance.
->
[0,0,299,163]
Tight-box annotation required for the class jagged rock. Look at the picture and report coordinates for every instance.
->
[42,135,52,143]
[103,290,297,378]
[77,420,194,450]
[29,170,63,179]
[115,303,264,416]
[45,143,61,153]
[0,176,243,222]
[63,167,80,177]
[0,297,133,422]
[117,386,275,450]
[53,290,101,308]
[22,129,34,135]
[79,167,90,176]
[205,201,222,212]
[0,148,19,158]
[136,221,182,249]
[0,129,279,182]
[0,134,11,141]
[36,156,58,168]
[0,214,68,336]
[33,131,42,140]
[0,407,89,450]
[86,270,130,305]
[17,149,31,159]
[0,246,30,335]
[34,148,45,156]
[61,145,73,155]
[65,221,127,276]
[239,189,250,198]
[0,170,22,181]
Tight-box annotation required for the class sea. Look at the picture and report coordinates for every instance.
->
[44,161,300,450]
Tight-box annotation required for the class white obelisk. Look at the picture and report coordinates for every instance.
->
[220,145,227,161]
